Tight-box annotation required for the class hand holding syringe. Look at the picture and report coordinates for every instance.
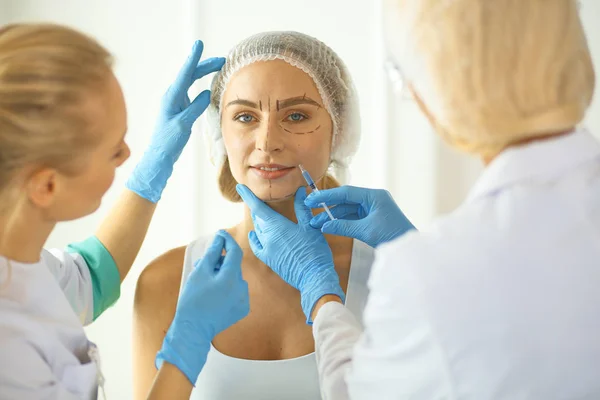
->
[298,164,336,221]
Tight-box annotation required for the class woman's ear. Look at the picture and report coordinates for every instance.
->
[26,168,58,209]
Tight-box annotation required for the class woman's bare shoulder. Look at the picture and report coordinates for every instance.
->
[134,246,186,315]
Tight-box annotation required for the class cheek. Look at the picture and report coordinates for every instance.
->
[98,170,115,195]
[295,131,332,175]
[222,130,252,181]
[93,166,116,196]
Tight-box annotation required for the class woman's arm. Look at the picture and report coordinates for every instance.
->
[66,43,224,320]
[133,247,184,400]
[95,190,157,282]
[146,363,194,400]
[90,42,225,284]
[92,43,223,283]
[55,193,156,324]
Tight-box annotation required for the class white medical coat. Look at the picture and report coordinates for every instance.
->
[313,129,600,400]
[0,250,102,399]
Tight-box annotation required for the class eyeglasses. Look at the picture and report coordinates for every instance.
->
[384,58,413,101]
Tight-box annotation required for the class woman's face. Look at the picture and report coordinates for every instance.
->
[220,59,333,201]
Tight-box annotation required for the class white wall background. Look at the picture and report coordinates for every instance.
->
[1,0,599,398]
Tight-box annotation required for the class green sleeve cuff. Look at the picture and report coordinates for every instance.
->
[67,236,121,321]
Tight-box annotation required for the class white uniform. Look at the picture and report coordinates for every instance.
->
[313,128,600,400]
[180,235,375,400]
[0,238,120,399]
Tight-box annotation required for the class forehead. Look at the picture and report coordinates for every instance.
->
[222,59,323,104]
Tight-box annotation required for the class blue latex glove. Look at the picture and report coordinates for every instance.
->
[126,40,225,203]
[155,230,249,384]
[306,186,415,248]
[236,184,344,324]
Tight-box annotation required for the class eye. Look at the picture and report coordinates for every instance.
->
[234,113,256,123]
[285,112,308,122]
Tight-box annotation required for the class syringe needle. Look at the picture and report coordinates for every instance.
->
[298,164,336,221]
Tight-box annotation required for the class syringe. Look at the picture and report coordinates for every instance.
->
[298,164,336,221]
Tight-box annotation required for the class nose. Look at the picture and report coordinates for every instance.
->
[255,117,285,154]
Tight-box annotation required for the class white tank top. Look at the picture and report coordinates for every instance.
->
[180,234,374,400]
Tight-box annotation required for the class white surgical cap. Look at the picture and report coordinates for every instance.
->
[205,31,361,184]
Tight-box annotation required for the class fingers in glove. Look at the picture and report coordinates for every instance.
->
[217,230,243,277]
[294,187,313,226]
[193,57,226,81]
[173,40,204,92]
[180,90,211,126]
[320,219,365,242]
[309,204,361,229]
[248,230,264,259]
[305,185,368,208]
[188,234,224,281]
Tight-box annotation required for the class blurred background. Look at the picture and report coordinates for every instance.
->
[2,0,599,397]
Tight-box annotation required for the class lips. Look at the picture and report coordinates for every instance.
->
[250,164,295,180]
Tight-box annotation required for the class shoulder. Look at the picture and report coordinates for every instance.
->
[134,235,217,313]
[382,195,509,258]
[134,246,186,308]
[370,202,508,298]
[139,246,187,282]
[133,246,187,338]
[367,194,535,318]
[41,248,80,274]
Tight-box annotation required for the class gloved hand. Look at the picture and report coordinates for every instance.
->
[155,230,249,384]
[236,184,344,324]
[306,186,415,248]
[126,40,225,203]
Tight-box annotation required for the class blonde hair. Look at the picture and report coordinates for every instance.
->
[384,0,595,156]
[0,23,113,201]
[0,24,113,280]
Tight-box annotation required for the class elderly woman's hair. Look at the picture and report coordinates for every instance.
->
[385,0,594,156]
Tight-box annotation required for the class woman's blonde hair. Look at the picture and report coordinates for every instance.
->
[0,23,113,200]
[0,23,113,280]
[384,0,595,157]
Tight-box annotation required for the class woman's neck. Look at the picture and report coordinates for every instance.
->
[228,190,355,282]
[0,204,54,263]
[239,196,298,238]
[231,193,350,254]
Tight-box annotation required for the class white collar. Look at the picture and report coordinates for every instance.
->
[466,128,600,203]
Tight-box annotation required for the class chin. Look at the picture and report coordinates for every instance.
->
[247,182,299,202]
[264,193,296,203]
[77,200,102,220]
